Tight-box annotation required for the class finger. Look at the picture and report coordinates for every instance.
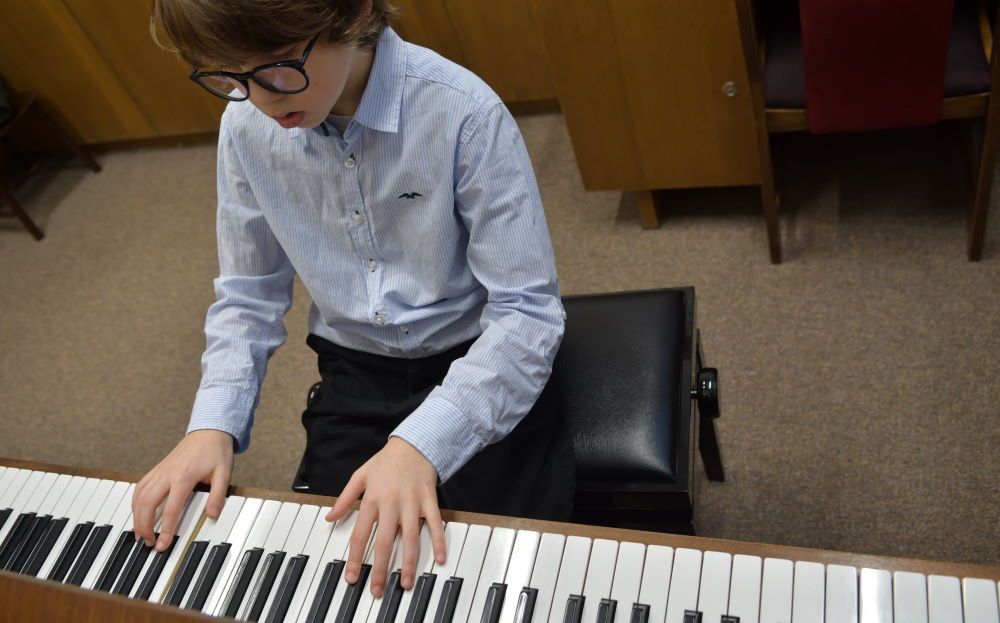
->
[399,508,420,590]
[369,511,399,598]
[205,467,230,519]
[131,476,166,545]
[327,471,366,522]
[155,481,192,551]
[345,503,377,584]
[423,500,447,565]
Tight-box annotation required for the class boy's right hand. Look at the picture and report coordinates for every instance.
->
[132,429,234,553]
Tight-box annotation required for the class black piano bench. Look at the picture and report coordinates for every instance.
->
[293,287,724,535]
[549,288,724,535]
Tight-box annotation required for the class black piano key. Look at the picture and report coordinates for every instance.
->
[333,563,372,623]
[111,537,156,595]
[22,517,68,577]
[597,599,617,623]
[375,571,405,623]
[164,540,209,606]
[630,604,651,623]
[403,572,436,623]
[305,560,345,623]
[264,553,308,623]
[184,542,231,611]
[683,610,704,623]
[432,577,463,623]
[95,530,136,592]
[243,550,286,622]
[7,514,52,572]
[563,595,585,623]
[134,534,179,600]
[479,583,507,623]
[65,524,112,586]
[0,512,36,568]
[49,521,94,582]
[721,616,740,623]
[0,508,12,532]
[222,547,265,618]
[514,588,538,623]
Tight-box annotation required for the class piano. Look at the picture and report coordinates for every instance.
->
[1,458,998,623]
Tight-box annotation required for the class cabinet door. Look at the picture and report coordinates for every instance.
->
[394,0,555,103]
[533,0,761,191]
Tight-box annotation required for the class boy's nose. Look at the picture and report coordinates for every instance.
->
[247,82,284,107]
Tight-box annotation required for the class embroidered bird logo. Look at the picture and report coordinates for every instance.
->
[398,192,423,199]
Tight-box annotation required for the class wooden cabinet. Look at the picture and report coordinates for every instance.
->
[532,0,762,193]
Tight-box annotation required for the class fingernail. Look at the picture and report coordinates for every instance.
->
[436,553,445,564]
[145,538,154,548]
[156,538,168,551]
[346,570,357,583]
[372,584,383,598]
[403,574,412,588]
[134,534,141,543]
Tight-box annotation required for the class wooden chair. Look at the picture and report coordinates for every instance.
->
[0,92,101,240]
[735,0,1000,263]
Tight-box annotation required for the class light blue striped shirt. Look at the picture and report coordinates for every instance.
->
[188,27,565,482]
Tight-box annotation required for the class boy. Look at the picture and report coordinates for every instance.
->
[134,0,573,599]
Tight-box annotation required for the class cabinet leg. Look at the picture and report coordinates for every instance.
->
[637,189,661,229]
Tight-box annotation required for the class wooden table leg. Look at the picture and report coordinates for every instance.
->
[637,189,661,229]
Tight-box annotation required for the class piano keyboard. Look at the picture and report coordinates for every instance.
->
[1,461,998,623]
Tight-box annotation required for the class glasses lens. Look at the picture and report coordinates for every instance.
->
[197,75,248,100]
[253,66,307,93]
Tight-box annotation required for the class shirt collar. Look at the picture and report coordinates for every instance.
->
[287,27,406,139]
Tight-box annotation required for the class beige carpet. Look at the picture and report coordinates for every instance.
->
[1,113,998,567]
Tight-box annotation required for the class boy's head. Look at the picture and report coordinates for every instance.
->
[152,0,398,128]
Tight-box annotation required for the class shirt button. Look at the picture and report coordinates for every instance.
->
[367,259,378,272]
[400,325,409,334]
[352,210,363,224]
[374,314,386,326]
[344,155,356,168]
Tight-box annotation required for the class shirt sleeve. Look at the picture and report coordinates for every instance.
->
[390,103,565,482]
[187,114,297,452]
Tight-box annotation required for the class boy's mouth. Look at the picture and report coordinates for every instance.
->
[273,111,305,129]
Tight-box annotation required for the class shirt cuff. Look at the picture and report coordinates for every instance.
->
[390,390,485,483]
[188,385,255,453]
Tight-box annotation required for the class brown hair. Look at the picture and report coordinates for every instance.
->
[151,0,398,66]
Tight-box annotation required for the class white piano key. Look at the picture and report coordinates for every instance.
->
[22,472,59,513]
[0,470,47,545]
[260,504,320,618]
[792,561,824,623]
[928,576,963,623]
[284,508,338,623]
[826,565,859,623]
[893,571,927,623]
[549,535,592,623]
[468,526,517,623]
[324,517,377,623]
[171,495,247,606]
[228,499,290,617]
[963,578,1000,623]
[0,467,9,497]
[581,539,619,623]
[609,542,645,623]
[393,521,442,621]
[426,522,470,623]
[0,468,23,507]
[364,530,403,623]
[665,548,703,623]
[130,489,193,599]
[37,477,103,579]
[451,524,492,623]
[638,545,674,623]
[82,484,136,589]
[205,497,265,614]
[526,532,565,623]
[700,552,734,623]
[292,509,356,623]
[333,522,382,623]
[47,475,88,522]
[728,555,762,623]
[148,490,210,602]
[759,558,794,623]
[499,530,542,623]
[35,474,74,516]
[211,497,279,616]
[861,568,893,623]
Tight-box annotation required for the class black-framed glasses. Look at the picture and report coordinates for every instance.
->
[189,34,319,101]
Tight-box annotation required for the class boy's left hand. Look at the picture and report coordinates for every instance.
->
[326,437,447,598]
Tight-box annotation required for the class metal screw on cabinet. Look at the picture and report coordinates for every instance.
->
[722,81,739,97]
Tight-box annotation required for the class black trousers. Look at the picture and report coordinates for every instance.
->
[300,334,575,521]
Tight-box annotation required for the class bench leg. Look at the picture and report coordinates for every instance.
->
[695,329,725,481]
[0,183,44,240]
